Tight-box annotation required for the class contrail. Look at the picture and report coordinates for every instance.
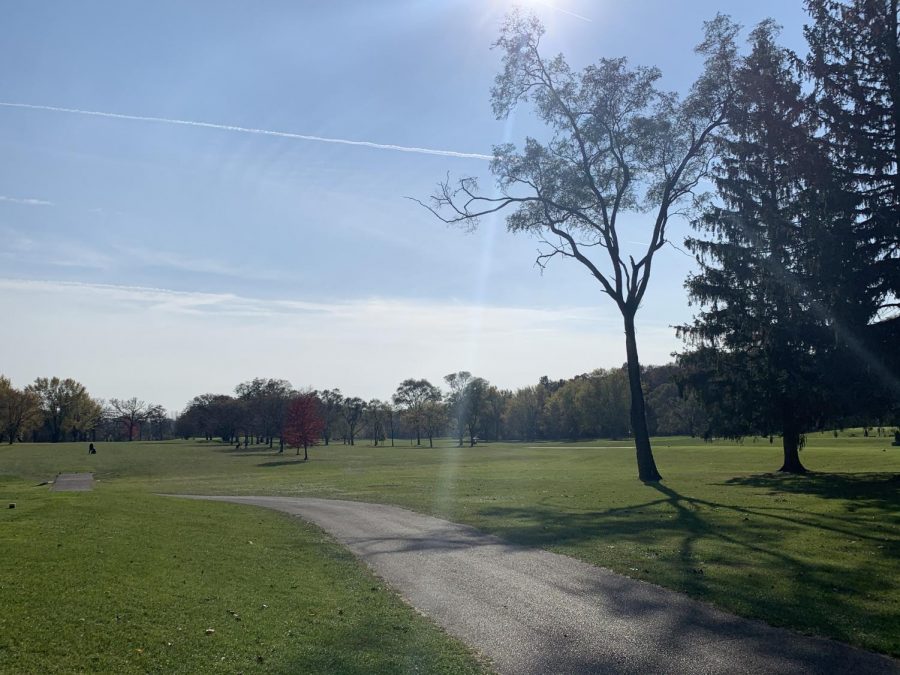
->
[0,101,493,161]
[536,0,592,23]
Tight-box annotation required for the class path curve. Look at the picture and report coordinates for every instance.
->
[173,495,898,675]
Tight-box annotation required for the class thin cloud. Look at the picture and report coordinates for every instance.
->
[0,195,53,206]
[115,245,286,282]
[0,102,494,161]
[0,277,679,410]
[0,277,614,325]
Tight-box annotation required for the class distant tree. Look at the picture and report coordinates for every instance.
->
[544,382,582,440]
[28,377,98,442]
[444,372,474,446]
[421,11,740,480]
[592,369,632,439]
[365,399,392,446]
[384,402,397,447]
[504,386,545,441]
[109,397,152,441]
[316,389,344,445]
[68,395,103,442]
[0,377,41,444]
[482,386,511,441]
[283,394,325,460]
[341,397,365,446]
[646,382,708,437]
[463,378,489,447]
[680,22,830,473]
[178,394,242,443]
[235,378,293,448]
[444,372,488,447]
[145,404,169,441]
[392,378,441,445]
[177,394,216,440]
[421,399,448,448]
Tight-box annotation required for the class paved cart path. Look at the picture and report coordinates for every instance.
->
[173,495,898,675]
[51,472,94,491]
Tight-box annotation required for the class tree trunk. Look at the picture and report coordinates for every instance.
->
[624,311,662,482]
[303,443,308,461]
[778,416,807,473]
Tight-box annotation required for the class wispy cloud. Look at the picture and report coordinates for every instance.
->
[114,245,286,282]
[0,195,53,206]
[0,277,678,410]
[0,277,605,323]
[0,102,493,161]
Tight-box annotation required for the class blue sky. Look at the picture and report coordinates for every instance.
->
[0,1,811,412]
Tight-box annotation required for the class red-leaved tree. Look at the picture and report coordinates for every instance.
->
[283,394,325,460]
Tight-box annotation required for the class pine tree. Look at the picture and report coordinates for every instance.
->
[680,22,833,473]
[804,0,900,410]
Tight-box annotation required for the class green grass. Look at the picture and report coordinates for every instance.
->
[1,430,899,666]
[0,479,489,674]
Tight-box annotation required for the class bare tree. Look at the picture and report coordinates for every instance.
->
[419,12,739,481]
[365,399,390,446]
[341,397,365,446]
[109,397,152,441]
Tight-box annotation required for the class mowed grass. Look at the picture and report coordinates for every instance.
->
[0,481,489,674]
[2,431,899,662]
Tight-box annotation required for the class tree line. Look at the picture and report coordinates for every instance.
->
[173,370,702,452]
[0,376,171,444]
[3,361,890,449]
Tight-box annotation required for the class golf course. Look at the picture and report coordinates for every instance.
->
[2,433,897,673]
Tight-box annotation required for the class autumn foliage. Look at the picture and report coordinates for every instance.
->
[283,394,325,459]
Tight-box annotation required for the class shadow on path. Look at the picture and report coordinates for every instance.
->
[476,477,899,657]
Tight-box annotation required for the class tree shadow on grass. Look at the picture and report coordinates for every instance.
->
[216,445,276,455]
[722,472,899,510]
[257,459,308,468]
[475,480,900,656]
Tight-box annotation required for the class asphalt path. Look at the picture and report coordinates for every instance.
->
[50,472,94,491]
[174,495,898,675]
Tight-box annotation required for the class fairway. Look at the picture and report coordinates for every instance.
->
[2,432,899,672]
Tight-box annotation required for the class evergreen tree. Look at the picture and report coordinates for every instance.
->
[804,0,900,412]
[680,22,832,473]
